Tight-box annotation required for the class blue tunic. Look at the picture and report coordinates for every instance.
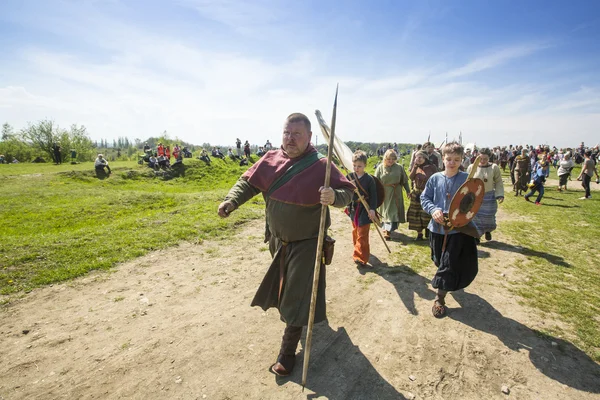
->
[420,171,468,235]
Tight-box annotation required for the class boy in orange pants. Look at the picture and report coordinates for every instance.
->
[346,150,378,267]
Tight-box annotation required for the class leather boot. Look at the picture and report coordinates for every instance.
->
[271,325,302,376]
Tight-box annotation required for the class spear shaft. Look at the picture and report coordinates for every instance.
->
[302,85,338,390]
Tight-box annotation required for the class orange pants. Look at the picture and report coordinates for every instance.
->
[352,224,371,264]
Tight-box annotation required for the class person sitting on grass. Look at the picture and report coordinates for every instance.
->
[228,148,240,161]
[94,154,111,175]
[157,155,170,169]
[199,149,211,165]
[148,154,159,170]
[239,156,249,166]
[212,147,225,160]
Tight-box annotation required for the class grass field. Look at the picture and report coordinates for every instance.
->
[1,156,599,361]
[0,159,264,296]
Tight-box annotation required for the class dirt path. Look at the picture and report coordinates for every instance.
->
[1,206,599,399]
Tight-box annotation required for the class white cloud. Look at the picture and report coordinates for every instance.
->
[443,42,551,78]
[1,3,598,149]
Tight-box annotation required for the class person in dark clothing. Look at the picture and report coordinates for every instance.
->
[53,143,62,164]
[345,150,378,267]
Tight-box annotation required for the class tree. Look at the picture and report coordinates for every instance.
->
[20,119,60,162]
[68,124,95,161]
[2,122,14,141]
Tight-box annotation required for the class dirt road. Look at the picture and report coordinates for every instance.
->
[1,207,599,399]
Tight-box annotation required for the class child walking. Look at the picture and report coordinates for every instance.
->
[346,150,378,267]
[525,158,548,205]
[420,142,479,318]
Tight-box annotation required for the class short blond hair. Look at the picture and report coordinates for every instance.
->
[442,142,464,157]
[383,149,397,161]
[352,150,368,164]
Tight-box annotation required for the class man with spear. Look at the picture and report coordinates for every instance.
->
[217,112,355,377]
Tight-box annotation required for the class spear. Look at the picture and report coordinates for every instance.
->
[302,85,338,390]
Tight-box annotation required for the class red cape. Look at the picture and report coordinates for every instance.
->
[242,145,355,205]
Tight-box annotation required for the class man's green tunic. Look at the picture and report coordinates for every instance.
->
[224,146,354,327]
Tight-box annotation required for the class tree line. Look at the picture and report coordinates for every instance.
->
[0,119,418,164]
[0,121,198,163]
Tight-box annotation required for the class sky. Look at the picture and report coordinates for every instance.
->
[1,0,599,148]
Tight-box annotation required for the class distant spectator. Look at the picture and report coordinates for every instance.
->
[264,140,272,150]
[256,147,266,157]
[239,156,249,166]
[228,148,240,161]
[157,155,170,169]
[199,149,211,165]
[0,154,4,164]
[148,154,159,170]
[53,143,62,164]
[557,152,574,192]
[212,147,225,160]
[165,146,171,160]
[157,143,165,157]
[94,154,111,174]
[244,140,251,158]
[236,138,242,156]
[577,150,599,200]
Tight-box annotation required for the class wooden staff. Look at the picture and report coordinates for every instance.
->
[302,85,338,390]
[346,175,391,253]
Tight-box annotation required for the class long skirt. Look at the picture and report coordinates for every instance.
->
[406,191,431,232]
[430,232,478,291]
[558,173,569,187]
[514,170,528,192]
[473,191,497,235]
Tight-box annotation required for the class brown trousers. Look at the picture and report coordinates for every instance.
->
[352,224,371,264]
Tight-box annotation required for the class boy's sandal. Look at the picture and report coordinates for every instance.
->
[432,300,447,318]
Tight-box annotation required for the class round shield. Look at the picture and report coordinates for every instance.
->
[447,178,485,228]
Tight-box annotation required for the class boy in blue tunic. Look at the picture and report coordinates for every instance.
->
[421,142,479,318]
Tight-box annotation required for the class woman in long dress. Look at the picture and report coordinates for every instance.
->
[374,149,410,240]
[467,148,504,241]
[406,150,438,240]
[511,149,530,196]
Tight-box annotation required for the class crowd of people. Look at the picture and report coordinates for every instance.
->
[196,139,273,166]
[137,142,193,171]
[216,111,599,378]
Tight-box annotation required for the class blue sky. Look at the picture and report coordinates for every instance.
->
[1,0,599,148]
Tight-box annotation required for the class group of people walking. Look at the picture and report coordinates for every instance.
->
[216,112,492,378]
[217,111,598,380]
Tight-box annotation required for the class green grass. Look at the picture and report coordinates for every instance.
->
[488,167,600,361]
[0,158,263,295]
[1,157,599,362]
